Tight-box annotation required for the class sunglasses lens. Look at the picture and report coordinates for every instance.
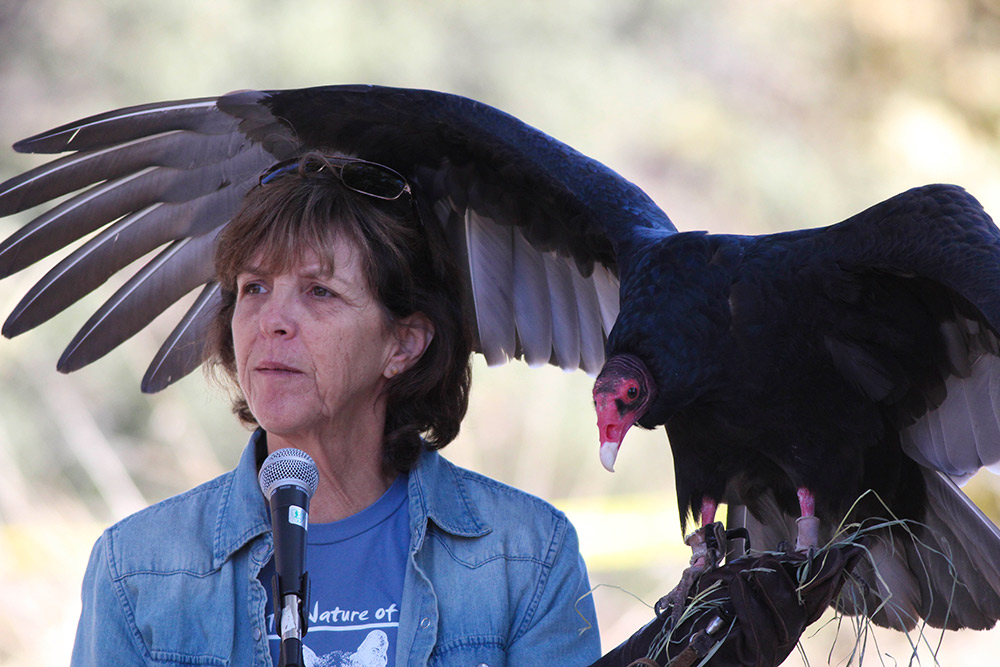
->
[340,163,407,200]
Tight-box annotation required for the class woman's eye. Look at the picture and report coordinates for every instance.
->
[241,281,263,295]
[310,285,333,298]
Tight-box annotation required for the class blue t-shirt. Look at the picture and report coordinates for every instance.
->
[260,474,410,667]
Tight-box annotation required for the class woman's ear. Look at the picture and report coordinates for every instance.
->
[384,312,434,378]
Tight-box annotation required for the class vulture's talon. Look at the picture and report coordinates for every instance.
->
[663,522,729,623]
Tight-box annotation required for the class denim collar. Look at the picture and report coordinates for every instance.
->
[213,428,272,568]
[408,448,491,542]
[213,430,491,565]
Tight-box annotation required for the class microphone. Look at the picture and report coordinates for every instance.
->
[258,448,320,667]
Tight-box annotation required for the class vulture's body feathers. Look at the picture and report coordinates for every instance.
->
[3,85,1000,631]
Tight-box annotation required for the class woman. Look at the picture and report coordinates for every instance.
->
[70,153,601,666]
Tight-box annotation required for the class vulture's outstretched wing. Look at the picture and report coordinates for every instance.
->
[724,185,1000,629]
[0,85,676,390]
[814,185,1000,481]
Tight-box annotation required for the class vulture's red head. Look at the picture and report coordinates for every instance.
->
[592,354,656,472]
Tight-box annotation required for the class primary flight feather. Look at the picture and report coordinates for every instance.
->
[3,84,1000,631]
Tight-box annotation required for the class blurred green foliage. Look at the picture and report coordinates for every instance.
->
[3,0,1000,664]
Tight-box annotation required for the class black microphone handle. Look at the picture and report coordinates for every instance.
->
[269,484,310,597]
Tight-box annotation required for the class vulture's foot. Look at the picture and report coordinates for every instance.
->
[657,522,727,624]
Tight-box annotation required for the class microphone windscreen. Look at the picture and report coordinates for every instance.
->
[258,447,320,499]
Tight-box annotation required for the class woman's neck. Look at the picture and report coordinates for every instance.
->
[265,418,395,523]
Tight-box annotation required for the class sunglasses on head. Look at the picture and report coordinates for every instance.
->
[259,154,414,202]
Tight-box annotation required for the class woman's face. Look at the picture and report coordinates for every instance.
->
[231,236,403,440]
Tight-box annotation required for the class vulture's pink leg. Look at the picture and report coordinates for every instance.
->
[700,496,717,528]
[795,486,820,551]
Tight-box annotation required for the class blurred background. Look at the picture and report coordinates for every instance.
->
[2,0,1000,664]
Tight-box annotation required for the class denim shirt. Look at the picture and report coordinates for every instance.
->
[71,431,601,666]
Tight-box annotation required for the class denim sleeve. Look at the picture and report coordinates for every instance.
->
[507,515,602,665]
[71,531,147,666]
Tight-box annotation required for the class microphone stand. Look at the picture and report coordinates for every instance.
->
[273,574,310,667]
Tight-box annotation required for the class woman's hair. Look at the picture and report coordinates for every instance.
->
[206,152,473,472]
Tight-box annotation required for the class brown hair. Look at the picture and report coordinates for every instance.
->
[206,153,472,472]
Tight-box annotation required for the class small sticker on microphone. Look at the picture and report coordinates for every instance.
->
[288,505,308,529]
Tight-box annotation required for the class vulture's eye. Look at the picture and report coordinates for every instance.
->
[626,385,639,401]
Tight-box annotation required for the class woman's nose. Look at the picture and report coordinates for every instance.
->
[259,293,296,337]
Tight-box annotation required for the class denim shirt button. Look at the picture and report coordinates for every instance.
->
[477,664,489,667]
[253,627,262,641]
[419,617,431,629]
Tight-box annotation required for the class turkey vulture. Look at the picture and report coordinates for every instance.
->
[2,85,999,632]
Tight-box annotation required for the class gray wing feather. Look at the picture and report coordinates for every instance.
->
[592,263,620,337]
[901,353,1000,480]
[463,209,620,373]
[4,185,248,337]
[142,282,222,393]
[0,152,261,278]
[13,98,227,154]
[58,232,218,372]
[0,129,245,216]
[571,267,606,376]
[464,210,516,366]
[542,252,580,371]
[511,225,552,367]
